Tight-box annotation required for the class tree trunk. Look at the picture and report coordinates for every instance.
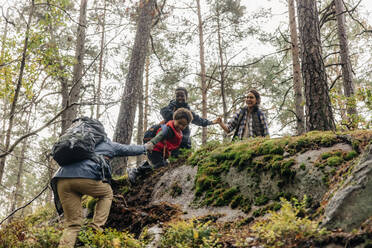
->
[96,0,107,120]
[9,111,31,222]
[216,2,228,123]
[62,0,87,131]
[144,55,150,132]
[297,0,335,131]
[0,0,35,184]
[47,17,70,133]
[288,0,305,135]
[0,9,9,154]
[136,77,144,166]
[196,0,208,144]
[112,0,155,175]
[334,0,357,127]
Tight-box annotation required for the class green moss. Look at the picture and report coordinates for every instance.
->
[322,174,329,185]
[222,187,239,202]
[327,156,343,167]
[253,208,267,217]
[352,140,360,152]
[344,150,358,161]
[269,202,282,211]
[321,152,332,160]
[237,217,254,227]
[300,163,306,170]
[254,195,269,206]
[195,175,221,197]
[211,187,240,207]
[241,203,252,213]
[230,195,243,209]
[258,140,284,155]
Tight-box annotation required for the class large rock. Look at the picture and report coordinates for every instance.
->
[322,144,372,231]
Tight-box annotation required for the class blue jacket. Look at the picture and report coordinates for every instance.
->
[51,139,146,214]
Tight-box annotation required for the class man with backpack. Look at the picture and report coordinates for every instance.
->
[50,117,153,248]
[160,87,219,157]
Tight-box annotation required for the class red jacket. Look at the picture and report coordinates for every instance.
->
[153,120,182,157]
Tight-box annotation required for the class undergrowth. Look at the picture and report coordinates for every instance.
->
[251,197,328,247]
[160,219,221,248]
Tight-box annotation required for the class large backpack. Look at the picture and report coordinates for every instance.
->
[143,123,167,144]
[52,117,107,166]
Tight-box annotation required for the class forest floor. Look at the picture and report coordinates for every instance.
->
[104,155,372,247]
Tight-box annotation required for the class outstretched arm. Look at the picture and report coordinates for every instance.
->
[191,111,214,127]
[216,117,229,133]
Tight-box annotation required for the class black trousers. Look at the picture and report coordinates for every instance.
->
[132,151,167,177]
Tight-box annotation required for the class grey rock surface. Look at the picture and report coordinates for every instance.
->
[322,144,372,231]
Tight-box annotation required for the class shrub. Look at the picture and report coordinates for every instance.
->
[160,220,221,248]
[251,197,328,247]
[77,227,143,248]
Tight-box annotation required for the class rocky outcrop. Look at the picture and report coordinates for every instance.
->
[148,131,372,234]
[322,144,372,231]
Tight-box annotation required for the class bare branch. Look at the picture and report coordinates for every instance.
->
[0,185,49,225]
[228,48,290,68]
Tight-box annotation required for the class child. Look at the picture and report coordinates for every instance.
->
[127,108,193,184]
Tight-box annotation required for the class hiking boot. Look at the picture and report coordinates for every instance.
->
[127,167,137,185]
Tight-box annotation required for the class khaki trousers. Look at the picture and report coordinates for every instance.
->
[57,178,113,248]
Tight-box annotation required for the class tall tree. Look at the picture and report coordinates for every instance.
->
[334,0,357,127]
[144,55,150,132]
[297,0,335,131]
[0,8,10,157]
[112,0,155,175]
[0,0,35,184]
[9,110,31,222]
[215,0,228,122]
[61,0,88,132]
[196,0,208,144]
[96,0,107,120]
[288,0,304,135]
[136,71,144,167]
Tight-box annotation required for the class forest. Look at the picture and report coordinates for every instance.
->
[0,0,371,247]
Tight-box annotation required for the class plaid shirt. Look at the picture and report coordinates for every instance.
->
[227,107,269,139]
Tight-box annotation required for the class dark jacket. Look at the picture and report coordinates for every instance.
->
[51,139,146,214]
[160,100,213,148]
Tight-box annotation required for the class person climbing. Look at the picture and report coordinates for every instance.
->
[217,89,269,140]
[127,108,193,184]
[160,86,220,157]
[51,123,153,248]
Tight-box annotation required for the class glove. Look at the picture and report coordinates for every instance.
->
[145,142,155,152]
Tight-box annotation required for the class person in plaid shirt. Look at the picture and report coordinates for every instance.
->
[217,89,269,140]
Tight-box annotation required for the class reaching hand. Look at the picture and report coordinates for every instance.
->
[145,142,155,152]
[213,117,222,125]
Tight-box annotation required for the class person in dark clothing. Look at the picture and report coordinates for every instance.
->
[127,108,193,184]
[51,139,152,248]
[160,87,219,156]
[217,89,269,140]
